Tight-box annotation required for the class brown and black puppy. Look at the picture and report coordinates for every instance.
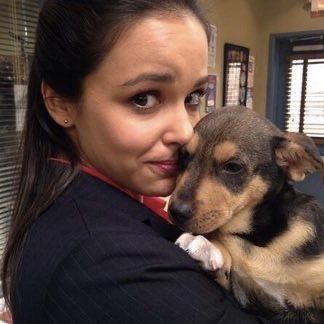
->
[169,106,324,323]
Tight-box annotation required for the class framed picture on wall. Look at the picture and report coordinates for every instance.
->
[223,43,250,107]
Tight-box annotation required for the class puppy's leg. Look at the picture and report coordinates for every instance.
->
[176,233,232,290]
[176,234,224,271]
[211,242,232,291]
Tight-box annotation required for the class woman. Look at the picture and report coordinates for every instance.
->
[2,1,269,323]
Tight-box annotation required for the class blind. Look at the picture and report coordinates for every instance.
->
[285,56,324,141]
[0,0,38,260]
[304,59,324,137]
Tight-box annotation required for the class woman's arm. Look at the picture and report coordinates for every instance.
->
[42,231,270,323]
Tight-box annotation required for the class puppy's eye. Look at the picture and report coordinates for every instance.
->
[178,149,191,171]
[223,162,243,174]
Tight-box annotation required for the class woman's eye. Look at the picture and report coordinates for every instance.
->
[185,90,206,106]
[223,162,243,174]
[132,92,159,110]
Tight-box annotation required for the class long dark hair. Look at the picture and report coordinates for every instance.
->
[1,0,210,309]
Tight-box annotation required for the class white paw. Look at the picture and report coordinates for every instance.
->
[176,234,224,271]
[175,233,196,250]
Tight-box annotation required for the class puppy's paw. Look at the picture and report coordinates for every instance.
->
[177,234,224,272]
[175,233,196,250]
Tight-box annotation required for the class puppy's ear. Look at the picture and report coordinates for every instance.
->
[273,132,324,182]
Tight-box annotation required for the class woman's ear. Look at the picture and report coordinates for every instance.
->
[273,132,324,182]
[41,81,76,128]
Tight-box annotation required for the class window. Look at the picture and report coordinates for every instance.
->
[0,0,39,260]
[285,54,324,144]
[224,62,241,106]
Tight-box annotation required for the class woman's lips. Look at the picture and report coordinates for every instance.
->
[148,160,179,176]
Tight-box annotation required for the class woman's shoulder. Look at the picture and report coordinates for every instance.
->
[23,172,162,263]
[14,173,174,321]
[17,171,180,283]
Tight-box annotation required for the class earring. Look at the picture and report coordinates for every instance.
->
[64,119,69,124]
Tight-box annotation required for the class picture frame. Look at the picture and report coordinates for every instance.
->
[223,43,250,107]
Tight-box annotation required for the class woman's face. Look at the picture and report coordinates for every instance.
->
[71,14,208,196]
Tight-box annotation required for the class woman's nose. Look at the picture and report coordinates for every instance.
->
[163,105,197,146]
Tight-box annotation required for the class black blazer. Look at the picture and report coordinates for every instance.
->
[13,172,269,323]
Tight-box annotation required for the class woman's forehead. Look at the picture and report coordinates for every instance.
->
[90,15,208,86]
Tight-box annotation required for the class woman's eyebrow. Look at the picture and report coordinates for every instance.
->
[121,73,208,88]
[121,72,175,87]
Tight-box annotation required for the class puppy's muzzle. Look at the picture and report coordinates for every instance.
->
[169,200,194,224]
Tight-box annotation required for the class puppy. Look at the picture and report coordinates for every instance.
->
[169,106,324,323]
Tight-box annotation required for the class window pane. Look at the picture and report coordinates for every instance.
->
[285,56,324,139]
[225,62,241,106]
[285,61,303,132]
[304,61,324,137]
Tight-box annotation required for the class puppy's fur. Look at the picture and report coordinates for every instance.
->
[169,106,324,323]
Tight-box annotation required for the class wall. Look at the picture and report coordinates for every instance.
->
[200,0,263,113]
[255,0,324,116]
[200,0,324,116]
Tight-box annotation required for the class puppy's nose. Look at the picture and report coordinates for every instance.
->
[169,200,194,222]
